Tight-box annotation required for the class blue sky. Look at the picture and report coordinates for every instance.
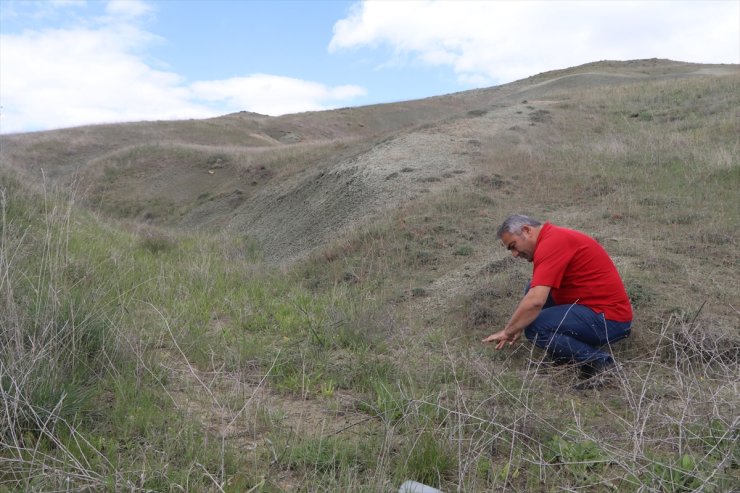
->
[1,0,738,134]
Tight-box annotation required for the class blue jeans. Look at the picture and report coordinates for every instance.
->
[524,285,631,366]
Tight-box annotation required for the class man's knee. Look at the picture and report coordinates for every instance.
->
[525,305,580,343]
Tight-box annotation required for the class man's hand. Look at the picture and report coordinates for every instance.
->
[482,329,521,350]
[481,285,549,350]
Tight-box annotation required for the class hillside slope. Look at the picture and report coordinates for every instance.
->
[1,59,737,262]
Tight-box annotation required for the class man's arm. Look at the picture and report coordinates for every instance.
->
[481,285,551,350]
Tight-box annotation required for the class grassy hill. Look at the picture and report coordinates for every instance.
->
[1,59,738,491]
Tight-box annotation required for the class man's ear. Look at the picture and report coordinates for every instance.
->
[520,225,531,236]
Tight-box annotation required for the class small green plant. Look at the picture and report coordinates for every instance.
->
[396,431,457,488]
[544,432,608,481]
[453,244,474,256]
[648,454,702,493]
[280,434,367,477]
[626,280,655,307]
[319,379,336,397]
[358,381,408,424]
[411,287,428,297]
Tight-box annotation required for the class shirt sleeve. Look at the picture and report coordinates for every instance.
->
[531,236,575,289]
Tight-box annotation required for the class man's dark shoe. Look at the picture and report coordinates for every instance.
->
[574,361,618,390]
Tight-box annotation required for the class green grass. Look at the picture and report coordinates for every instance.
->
[1,70,738,491]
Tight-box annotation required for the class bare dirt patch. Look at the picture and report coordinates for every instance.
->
[223,103,534,262]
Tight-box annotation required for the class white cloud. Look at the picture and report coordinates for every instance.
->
[0,24,212,133]
[330,0,740,86]
[190,75,366,116]
[0,0,367,133]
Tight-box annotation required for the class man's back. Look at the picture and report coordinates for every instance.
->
[531,223,632,322]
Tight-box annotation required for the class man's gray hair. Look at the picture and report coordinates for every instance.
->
[496,214,542,239]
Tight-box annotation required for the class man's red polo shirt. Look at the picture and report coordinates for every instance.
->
[530,223,633,322]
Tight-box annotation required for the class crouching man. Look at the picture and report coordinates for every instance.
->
[482,214,633,388]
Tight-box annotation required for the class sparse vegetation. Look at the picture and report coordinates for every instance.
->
[0,60,737,491]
